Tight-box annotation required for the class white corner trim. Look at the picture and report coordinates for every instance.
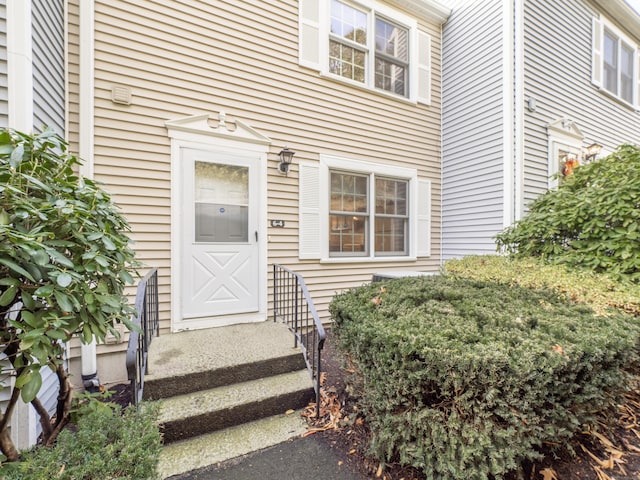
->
[502,0,515,228]
[6,0,33,132]
[78,0,95,179]
[514,0,525,221]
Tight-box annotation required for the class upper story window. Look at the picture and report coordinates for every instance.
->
[592,17,640,108]
[300,0,432,105]
[328,0,409,97]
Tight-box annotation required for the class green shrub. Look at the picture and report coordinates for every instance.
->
[1,399,161,479]
[445,255,640,317]
[330,275,640,480]
[0,129,138,459]
[496,144,640,282]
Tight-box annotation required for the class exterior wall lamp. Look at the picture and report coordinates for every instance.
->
[278,146,295,175]
[584,143,602,162]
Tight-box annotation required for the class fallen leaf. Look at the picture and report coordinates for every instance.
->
[349,449,356,455]
[372,296,382,306]
[338,461,343,466]
[552,344,564,355]
[593,466,613,480]
[539,467,558,480]
[376,463,383,477]
[285,409,295,415]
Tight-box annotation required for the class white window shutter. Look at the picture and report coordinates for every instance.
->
[299,0,321,71]
[299,161,322,259]
[592,17,603,87]
[636,50,640,109]
[417,179,431,257]
[417,31,431,105]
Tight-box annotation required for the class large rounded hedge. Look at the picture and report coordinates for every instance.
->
[330,275,640,479]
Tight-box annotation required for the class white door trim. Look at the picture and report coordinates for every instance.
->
[166,113,270,332]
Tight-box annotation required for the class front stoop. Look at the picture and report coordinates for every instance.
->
[146,321,314,479]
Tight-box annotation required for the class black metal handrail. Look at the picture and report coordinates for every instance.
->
[273,264,326,417]
[125,267,159,405]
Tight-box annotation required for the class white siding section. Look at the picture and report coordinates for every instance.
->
[441,0,505,260]
[523,0,640,205]
[0,0,7,128]
[32,0,65,134]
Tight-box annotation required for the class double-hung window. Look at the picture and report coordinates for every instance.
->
[593,17,640,108]
[298,156,431,262]
[329,0,409,97]
[329,171,408,256]
[299,0,433,104]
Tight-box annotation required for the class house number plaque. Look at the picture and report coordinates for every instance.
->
[270,220,285,228]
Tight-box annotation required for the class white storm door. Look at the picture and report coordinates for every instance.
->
[182,149,259,320]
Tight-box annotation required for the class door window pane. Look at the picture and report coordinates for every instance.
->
[194,161,248,242]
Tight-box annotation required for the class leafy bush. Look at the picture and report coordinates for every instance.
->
[330,276,640,479]
[1,397,161,479]
[0,129,138,459]
[445,255,640,317]
[496,144,640,282]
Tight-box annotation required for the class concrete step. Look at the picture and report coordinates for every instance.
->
[144,321,305,400]
[158,411,308,479]
[158,369,313,443]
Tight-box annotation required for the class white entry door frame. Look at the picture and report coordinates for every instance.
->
[166,113,270,332]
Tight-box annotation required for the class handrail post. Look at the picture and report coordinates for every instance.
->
[293,276,299,348]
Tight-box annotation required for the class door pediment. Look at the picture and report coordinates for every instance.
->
[165,112,271,146]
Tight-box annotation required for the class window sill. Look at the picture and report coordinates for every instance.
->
[320,255,418,264]
[319,71,419,107]
[596,86,638,112]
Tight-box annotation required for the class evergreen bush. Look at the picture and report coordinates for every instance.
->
[1,397,161,479]
[495,144,640,282]
[330,275,640,479]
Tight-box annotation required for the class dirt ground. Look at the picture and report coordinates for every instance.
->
[302,331,640,480]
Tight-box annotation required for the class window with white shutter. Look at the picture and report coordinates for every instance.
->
[299,0,432,104]
[592,16,640,109]
[299,155,431,261]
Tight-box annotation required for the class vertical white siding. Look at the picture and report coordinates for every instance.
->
[0,0,7,128]
[442,0,506,260]
[523,0,640,205]
[32,0,65,135]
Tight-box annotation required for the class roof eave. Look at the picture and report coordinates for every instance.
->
[386,0,451,24]
[589,0,640,41]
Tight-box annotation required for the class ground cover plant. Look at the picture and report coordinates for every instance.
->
[445,255,640,317]
[496,144,640,283]
[330,275,640,479]
[0,393,161,479]
[0,129,138,460]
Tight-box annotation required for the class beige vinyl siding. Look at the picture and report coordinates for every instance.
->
[523,0,640,205]
[80,0,442,338]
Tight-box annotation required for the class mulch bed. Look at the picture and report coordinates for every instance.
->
[301,331,640,480]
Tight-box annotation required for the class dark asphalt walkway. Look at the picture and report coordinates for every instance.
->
[170,435,369,480]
